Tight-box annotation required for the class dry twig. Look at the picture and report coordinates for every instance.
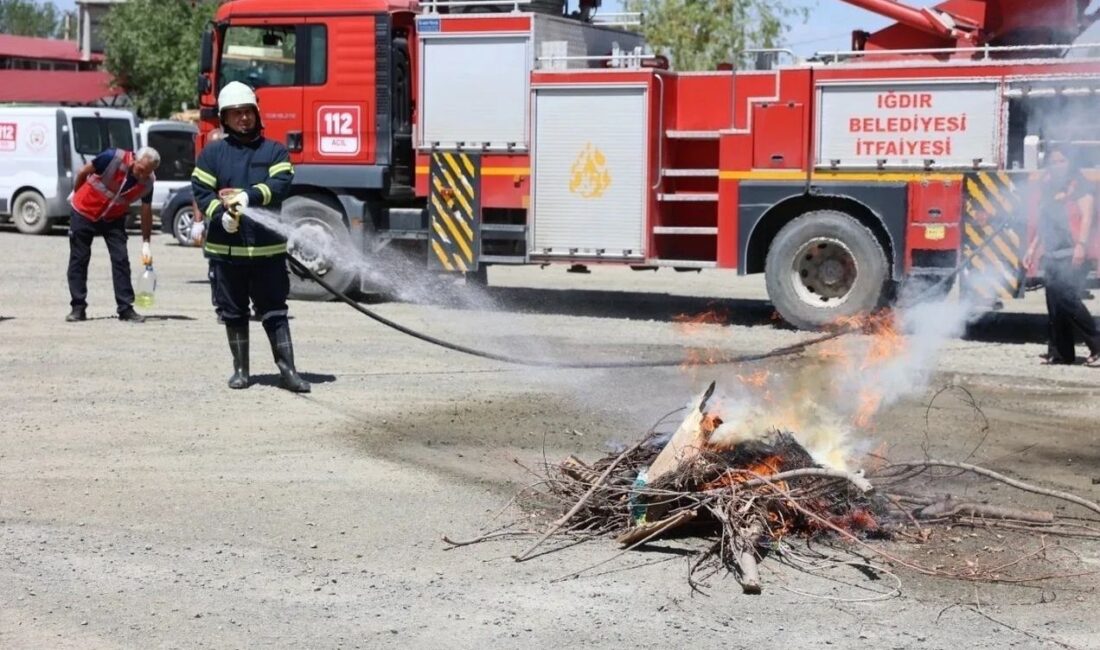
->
[881,460,1100,517]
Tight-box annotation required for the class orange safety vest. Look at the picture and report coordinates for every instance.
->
[1061,179,1100,263]
[71,150,154,222]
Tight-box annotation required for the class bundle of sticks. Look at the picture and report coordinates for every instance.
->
[476,381,1100,594]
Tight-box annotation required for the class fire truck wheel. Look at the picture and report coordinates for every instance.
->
[283,195,357,301]
[765,210,888,330]
[12,190,51,235]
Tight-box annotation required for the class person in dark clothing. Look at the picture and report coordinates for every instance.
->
[1024,145,1100,367]
[66,146,159,323]
[189,81,310,392]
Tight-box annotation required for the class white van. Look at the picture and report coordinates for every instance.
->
[135,120,197,213]
[0,106,138,235]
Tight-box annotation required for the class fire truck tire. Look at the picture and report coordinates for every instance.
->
[765,210,888,331]
[12,190,51,235]
[283,195,357,302]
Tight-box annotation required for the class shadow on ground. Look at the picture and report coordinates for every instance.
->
[250,372,337,388]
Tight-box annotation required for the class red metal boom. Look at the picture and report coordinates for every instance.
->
[842,0,1096,55]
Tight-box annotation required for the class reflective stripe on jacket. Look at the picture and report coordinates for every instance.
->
[191,135,294,262]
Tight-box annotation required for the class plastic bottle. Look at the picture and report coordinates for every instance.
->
[136,265,157,308]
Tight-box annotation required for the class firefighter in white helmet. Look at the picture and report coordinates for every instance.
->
[190,81,310,392]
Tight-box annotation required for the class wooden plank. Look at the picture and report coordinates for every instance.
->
[646,381,716,484]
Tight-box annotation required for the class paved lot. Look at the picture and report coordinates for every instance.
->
[2,226,1099,648]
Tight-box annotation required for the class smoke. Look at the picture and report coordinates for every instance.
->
[705,268,1001,471]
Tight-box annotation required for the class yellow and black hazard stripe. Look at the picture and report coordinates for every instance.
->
[960,171,1026,302]
[428,152,481,272]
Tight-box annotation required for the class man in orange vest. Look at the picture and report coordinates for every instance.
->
[65,146,160,323]
[1024,144,1100,367]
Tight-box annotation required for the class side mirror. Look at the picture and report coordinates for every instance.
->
[199,26,214,74]
[196,74,211,98]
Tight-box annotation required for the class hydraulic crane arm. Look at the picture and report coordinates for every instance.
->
[841,0,980,44]
[841,0,1097,55]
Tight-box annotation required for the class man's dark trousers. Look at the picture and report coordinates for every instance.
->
[1045,259,1100,363]
[67,210,135,314]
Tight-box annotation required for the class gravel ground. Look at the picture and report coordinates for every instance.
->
[2,226,1099,649]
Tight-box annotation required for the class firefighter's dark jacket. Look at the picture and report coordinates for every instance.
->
[191,134,294,262]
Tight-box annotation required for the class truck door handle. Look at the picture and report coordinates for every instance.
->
[286,131,303,153]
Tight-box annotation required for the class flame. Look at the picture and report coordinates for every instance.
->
[693,306,913,475]
[863,442,890,472]
[673,307,729,335]
[808,310,908,429]
[828,508,879,534]
[860,312,905,370]
[680,348,724,378]
[736,369,770,388]
[853,391,882,429]
[851,312,904,428]
[700,455,783,491]
[701,412,724,436]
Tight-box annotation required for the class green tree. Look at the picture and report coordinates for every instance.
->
[0,0,61,38]
[624,0,808,71]
[102,0,219,118]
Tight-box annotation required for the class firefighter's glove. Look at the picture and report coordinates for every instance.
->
[224,190,249,217]
[221,212,240,234]
[141,241,153,267]
[190,220,205,246]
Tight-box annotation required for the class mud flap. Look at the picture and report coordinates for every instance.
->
[959,171,1026,304]
[427,152,481,272]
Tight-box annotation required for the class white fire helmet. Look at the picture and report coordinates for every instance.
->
[218,81,258,114]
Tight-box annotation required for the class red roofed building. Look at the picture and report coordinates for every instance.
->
[0,70,120,105]
[0,35,124,106]
[0,34,101,71]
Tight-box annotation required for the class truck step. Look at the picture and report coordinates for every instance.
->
[665,130,721,139]
[648,259,718,269]
[653,226,718,235]
[479,254,527,264]
[481,223,527,241]
[662,168,719,178]
[658,192,719,202]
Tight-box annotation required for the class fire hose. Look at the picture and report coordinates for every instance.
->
[285,220,1011,370]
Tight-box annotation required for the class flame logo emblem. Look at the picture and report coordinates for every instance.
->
[569,143,611,199]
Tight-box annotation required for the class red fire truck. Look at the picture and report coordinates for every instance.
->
[195,0,1100,329]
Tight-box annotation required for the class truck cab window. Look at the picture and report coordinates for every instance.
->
[219,26,297,90]
[307,26,327,85]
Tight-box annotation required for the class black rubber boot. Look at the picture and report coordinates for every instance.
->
[267,322,311,393]
[226,325,250,389]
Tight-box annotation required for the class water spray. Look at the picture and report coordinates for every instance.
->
[240,206,1015,370]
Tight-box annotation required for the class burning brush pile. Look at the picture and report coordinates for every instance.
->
[532,381,885,594]
[447,310,1100,594]
[476,378,1100,594]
